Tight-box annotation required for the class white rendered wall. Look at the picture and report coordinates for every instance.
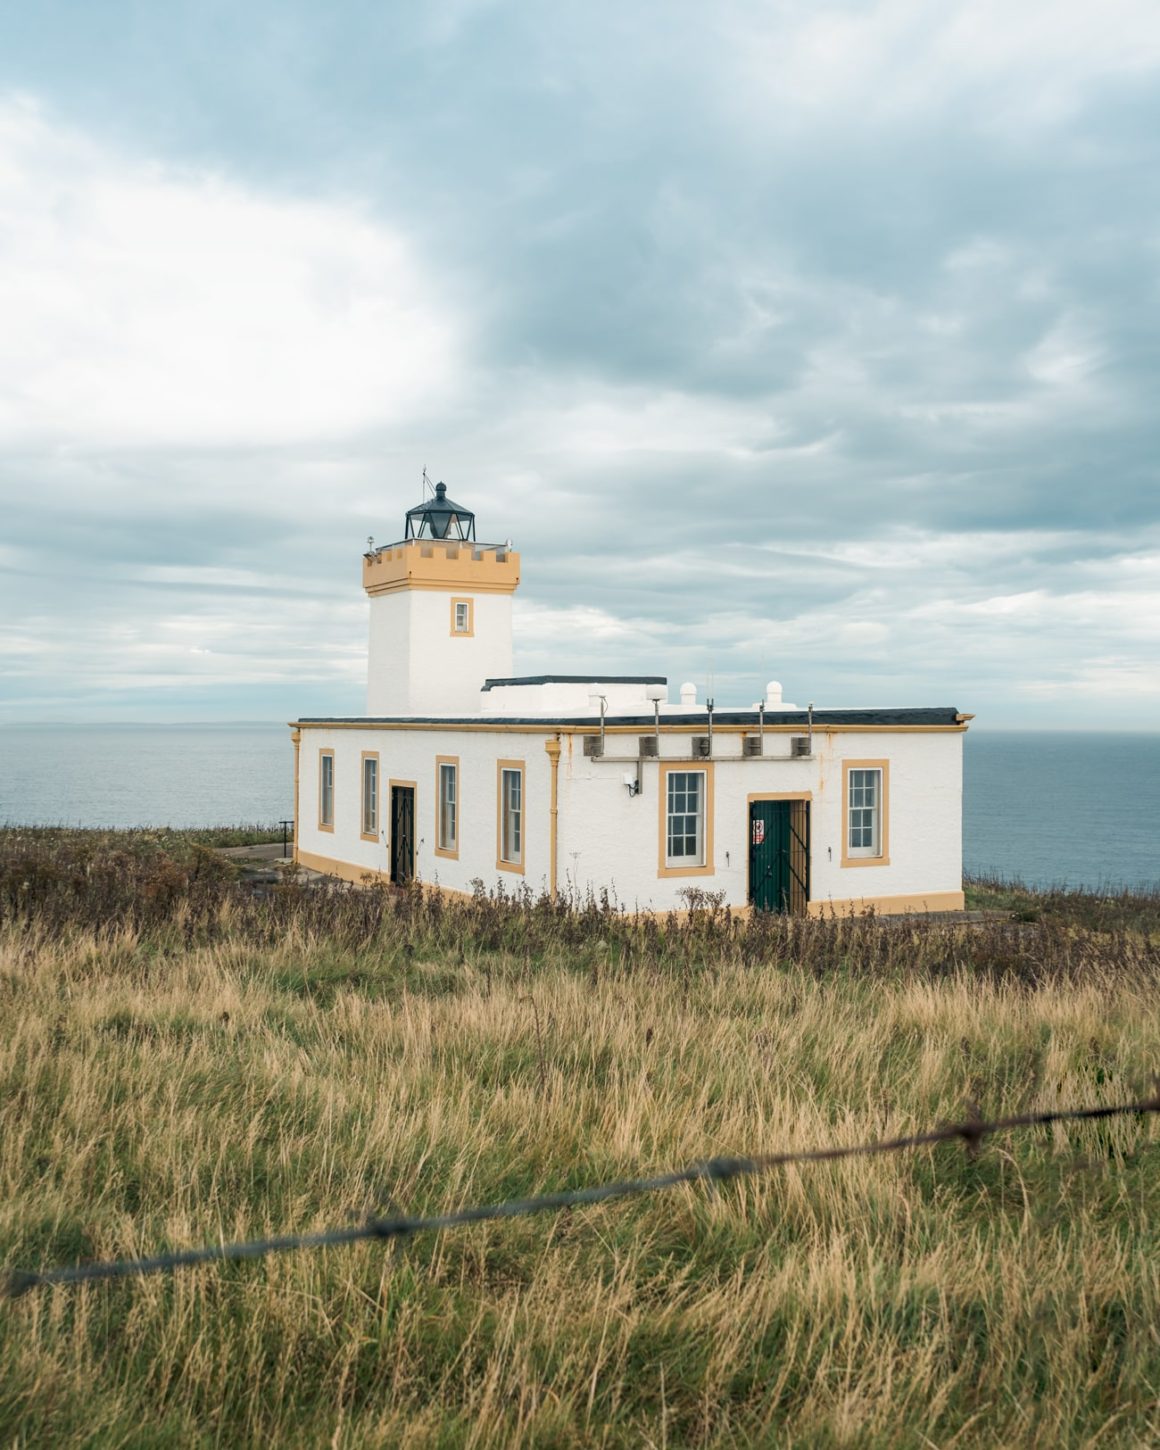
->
[554,728,963,913]
[366,591,514,716]
[296,725,552,896]
[484,680,665,715]
[296,723,963,912]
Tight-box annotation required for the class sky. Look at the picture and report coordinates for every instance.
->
[0,0,1158,729]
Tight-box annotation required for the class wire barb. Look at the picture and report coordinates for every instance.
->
[3,1098,1157,1298]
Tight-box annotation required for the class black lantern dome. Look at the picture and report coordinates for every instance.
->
[404,482,476,542]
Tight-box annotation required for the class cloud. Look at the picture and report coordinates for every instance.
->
[0,3,1158,728]
[0,98,459,449]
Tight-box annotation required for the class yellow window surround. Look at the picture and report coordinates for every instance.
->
[840,758,890,868]
[657,760,715,878]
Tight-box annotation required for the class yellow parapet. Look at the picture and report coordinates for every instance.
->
[363,539,521,597]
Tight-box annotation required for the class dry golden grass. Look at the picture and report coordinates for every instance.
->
[1,837,1159,1446]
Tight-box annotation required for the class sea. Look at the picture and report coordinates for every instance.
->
[0,725,1157,892]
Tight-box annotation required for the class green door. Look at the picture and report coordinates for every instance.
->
[749,800,810,914]
[390,785,415,885]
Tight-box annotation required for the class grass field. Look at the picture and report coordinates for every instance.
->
[1,830,1158,1447]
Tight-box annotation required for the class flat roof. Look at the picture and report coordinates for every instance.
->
[481,675,668,690]
[295,707,967,728]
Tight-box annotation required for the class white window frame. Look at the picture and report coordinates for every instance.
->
[437,760,458,854]
[498,763,524,870]
[846,766,882,858]
[361,754,379,839]
[319,751,334,831]
[665,769,706,868]
[450,597,474,635]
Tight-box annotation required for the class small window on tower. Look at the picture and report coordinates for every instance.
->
[451,598,474,636]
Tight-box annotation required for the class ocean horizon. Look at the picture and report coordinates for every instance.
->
[1,723,1157,893]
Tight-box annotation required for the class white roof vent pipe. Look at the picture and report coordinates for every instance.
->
[679,682,697,707]
[765,681,783,707]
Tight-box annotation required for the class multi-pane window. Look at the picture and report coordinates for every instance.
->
[666,770,705,866]
[438,762,457,852]
[361,755,379,837]
[451,598,473,635]
[500,767,522,865]
[319,752,334,829]
[847,767,881,856]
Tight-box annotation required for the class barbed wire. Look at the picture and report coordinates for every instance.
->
[4,1096,1158,1299]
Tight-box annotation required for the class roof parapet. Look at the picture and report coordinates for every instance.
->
[363,538,520,597]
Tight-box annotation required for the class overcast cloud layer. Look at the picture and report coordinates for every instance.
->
[1,0,1158,726]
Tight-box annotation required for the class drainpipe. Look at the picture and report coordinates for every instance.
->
[544,736,561,901]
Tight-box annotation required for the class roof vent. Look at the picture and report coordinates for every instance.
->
[680,682,697,706]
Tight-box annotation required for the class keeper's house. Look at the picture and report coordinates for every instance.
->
[291,485,971,915]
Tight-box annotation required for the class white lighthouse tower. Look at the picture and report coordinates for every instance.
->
[363,482,521,716]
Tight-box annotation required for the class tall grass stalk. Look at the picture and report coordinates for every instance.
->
[1,830,1158,1446]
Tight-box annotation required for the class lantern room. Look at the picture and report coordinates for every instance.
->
[403,482,476,542]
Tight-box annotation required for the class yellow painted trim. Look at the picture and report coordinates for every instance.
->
[292,849,964,920]
[291,729,301,862]
[295,850,481,900]
[360,751,380,841]
[657,760,715,878]
[807,890,965,918]
[841,759,890,868]
[496,758,526,875]
[318,749,335,833]
[545,737,561,901]
[292,720,967,737]
[745,790,813,804]
[366,580,519,596]
[449,597,475,637]
[363,541,520,597]
[434,755,460,859]
[297,848,386,885]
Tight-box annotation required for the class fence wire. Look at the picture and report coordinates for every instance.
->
[4,1096,1158,1298]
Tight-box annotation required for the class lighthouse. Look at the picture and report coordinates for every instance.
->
[362,482,521,716]
[294,477,968,917]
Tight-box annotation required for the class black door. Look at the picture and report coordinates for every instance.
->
[748,799,810,913]
[390,785,415,885]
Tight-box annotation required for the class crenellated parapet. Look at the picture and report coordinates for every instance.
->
[363,539,520,597]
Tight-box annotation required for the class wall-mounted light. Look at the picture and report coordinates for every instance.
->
[623,772,640,797]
